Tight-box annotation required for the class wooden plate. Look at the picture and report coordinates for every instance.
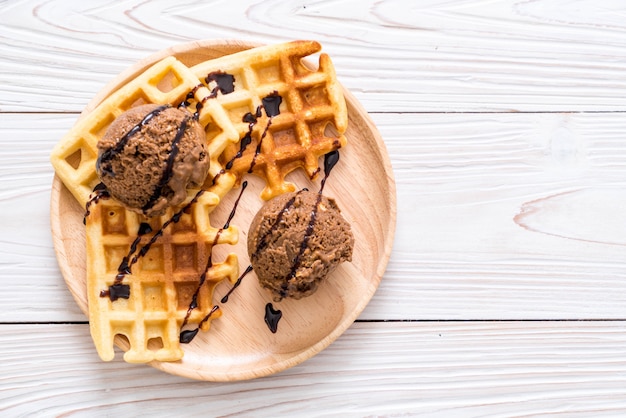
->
[50,40,396,381]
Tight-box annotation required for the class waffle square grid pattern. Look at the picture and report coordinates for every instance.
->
[87,192,238,363]
[191,40,348,200]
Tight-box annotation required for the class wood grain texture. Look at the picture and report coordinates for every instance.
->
[2,0,626,412]
[2,322,626,416]
[372,111,626,320]
[2,0,626,112]
[3,112,626,322]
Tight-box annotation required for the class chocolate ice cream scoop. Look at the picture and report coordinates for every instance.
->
[248,190,354,301]
[96,104,209,217]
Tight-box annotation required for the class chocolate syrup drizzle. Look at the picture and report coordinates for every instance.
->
[250,191,304,263]
[212,90,282,186]
[180,71,236,119]
[98,221,153,301]
[141,116,190,213]
[83,182,110,225]
[320,149,340,194]
[178,91,285,341]
[287,151,339,282]
[249,92,282,173]
[221,265,254,304]
[179,304,220,344]
[207,71,235,97]
[180,181,248,331]
[117,222,153,276]
[225,106,261,172]
[179,181,249,343]
[180,84,201,107]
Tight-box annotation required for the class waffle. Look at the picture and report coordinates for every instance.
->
[190,40,348,200]
[50,56,242,362]
[50,41,348,363]
[86,191,239,363]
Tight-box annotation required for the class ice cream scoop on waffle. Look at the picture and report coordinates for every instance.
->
[50,40,348,363]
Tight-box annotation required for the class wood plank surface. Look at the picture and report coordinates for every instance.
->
[2,322,626,416]
[2,0,626,415]
[2,0,626,113]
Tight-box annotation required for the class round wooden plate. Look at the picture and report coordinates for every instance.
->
[50,40,396,381]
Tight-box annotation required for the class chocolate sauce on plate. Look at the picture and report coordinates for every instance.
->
[264,303,282,333]
[320,149,339,193]
[220,264,253,304]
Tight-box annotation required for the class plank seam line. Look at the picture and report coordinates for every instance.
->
[3,110,626,116]
[356,319,626,323]
[2,319,626,325]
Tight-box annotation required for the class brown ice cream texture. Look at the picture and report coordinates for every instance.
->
[247,190,354,301]
[96,104,209,217]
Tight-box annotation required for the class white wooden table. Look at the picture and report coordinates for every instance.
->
[2,0,626,416]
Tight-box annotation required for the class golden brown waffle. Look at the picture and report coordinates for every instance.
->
[190,40,348,200]
[86,191,239,363]
[50,57,242,362]
[50,41,348,363]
